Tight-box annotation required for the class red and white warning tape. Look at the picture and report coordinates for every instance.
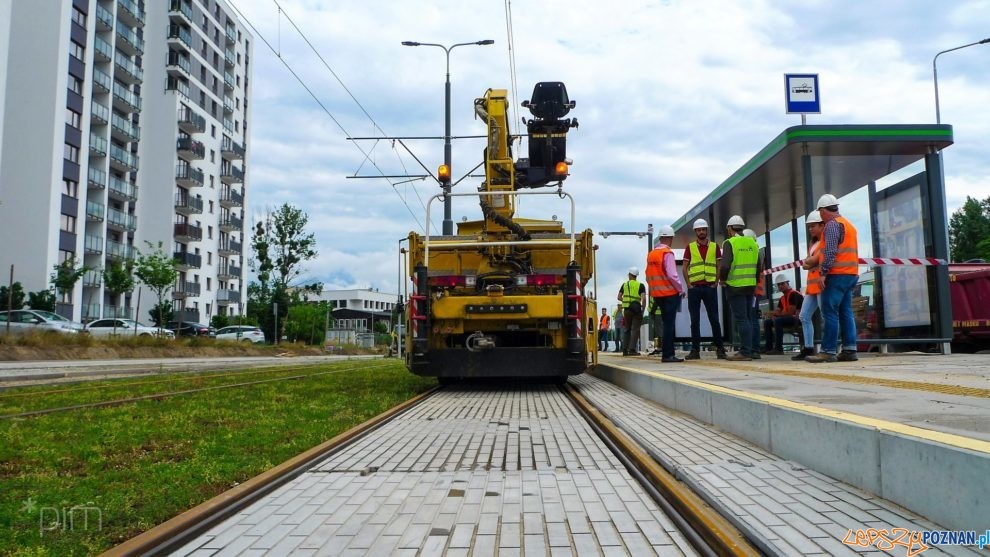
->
[763,257,947,275]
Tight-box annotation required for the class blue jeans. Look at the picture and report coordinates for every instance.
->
[821,274,858,354]
[763,315,799,351]
[656,295,681,359]
[799,294,820,349]
[687,285,724,351]
[728,293,756,356]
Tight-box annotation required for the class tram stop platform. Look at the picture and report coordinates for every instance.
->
[591,352,990,548]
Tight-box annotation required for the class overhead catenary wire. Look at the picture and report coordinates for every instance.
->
[226,1,435,234]
[504,0,521,138]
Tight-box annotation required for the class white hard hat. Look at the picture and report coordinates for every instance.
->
[658,224,675,237]
[817,193,839,209]
[774,273,790,285]
[806,210,823,224]
[628,266,639,276]
[742,228,757,239]
[693,218,708,230]
[727,215,745,227]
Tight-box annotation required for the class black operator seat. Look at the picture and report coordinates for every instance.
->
[524,81,572,120]
[517,82,577,189]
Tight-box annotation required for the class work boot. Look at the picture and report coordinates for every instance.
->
[716,348,727,360]
[726,353,752,362]
[662,356,685,363]
[685,350,701,360]
[806,352,837,363]
[751,353,762,359]
[791,347,814,361]
[837,350,859,362]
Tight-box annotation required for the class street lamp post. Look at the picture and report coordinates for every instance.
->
[402,39,495,235]
[933,37,990,124]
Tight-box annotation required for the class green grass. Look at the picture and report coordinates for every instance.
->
[0,360,435,556]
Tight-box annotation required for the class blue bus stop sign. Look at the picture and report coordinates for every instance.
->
[785,74,820,114]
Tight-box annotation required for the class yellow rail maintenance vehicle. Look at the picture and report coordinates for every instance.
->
[405,82,598,381]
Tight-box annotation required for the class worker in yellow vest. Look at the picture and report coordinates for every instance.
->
[719,215,762,361]
[616,268,647,356]
[647,225,686,362]
[806,194,860,363]
[682,218,726,360]
[793,209,825,360]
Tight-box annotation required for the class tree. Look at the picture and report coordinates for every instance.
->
[948,196,990,262]
[210,314,230,330]
[284,302,330,345]
[248,204,320,343]
[50,256,89,313]
[27,289,55,311]
[103,259,135,335]
[148,301,172,327]
[1,282,25,311]
[135,242,179,329]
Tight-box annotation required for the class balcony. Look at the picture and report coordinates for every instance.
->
[110,112,140,142]
[91,101,110,125]
[175,164,204,188]
[117,0,145,27]
[89,133,108,157]
[86,200,105,222]
[83,270,102,288]
[177,106,206,134]
[114,52,143,83]
[88,167,107,190]
[172,280,201,299]
[219,188,243,208]
[103,305,133,319]
[167,24,192,51]
[174,193,203,215]
[217,264,241,280]
[106,239,135,260]
[223,70,235,91]
[222,117,234,134]
[225,25,236,44]
[220,166,243,184]
[85,235,104,255]
[169,0,193,23]
[109,144,138,172]
[173,307,200,323]
[93,68,112,93]
[173,251,202,270]
[166,76,190,98]
[219,214,242,232]
[177,137,205,161]
[216,288,241,305]
[107,207,137,232]
[94,36,113,63]
[109,175,138,202]
[82,303,101,321]
[224,48,235,67]
[95,4,113,30]
[112,81,141,112]
[223,95,234,113]
[221,138,244,160]
[174,222,203,242]
[115,23,144,55]
[218,239,241,256]
[166,51,191,78]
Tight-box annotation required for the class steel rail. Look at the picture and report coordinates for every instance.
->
[0,362,396,420]
[100,386,440,557]
[564,383,760,557]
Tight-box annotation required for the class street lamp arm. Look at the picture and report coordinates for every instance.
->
[932,37,990,124]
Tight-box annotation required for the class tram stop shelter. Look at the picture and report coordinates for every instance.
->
[669,124,954,352]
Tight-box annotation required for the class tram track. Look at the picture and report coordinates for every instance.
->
[101,379,760,556]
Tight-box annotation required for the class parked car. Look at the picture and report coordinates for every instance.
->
[215,325,266,344]
[166,321,214,337]
[84,318,174,338]
[0,309,85,334]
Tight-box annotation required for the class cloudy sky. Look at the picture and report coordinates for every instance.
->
[229,0,990,299]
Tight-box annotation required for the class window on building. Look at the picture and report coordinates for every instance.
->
[206,303,211,315]
[65,108,81,129]
[207,277,212,291]
[69,76,83,95]
[59,250,74,264]
[64,144,79,163]
[62,179,78,198]
[71,6,86,27]
[60,214,77,233]
[236,75,240,88]
[200,66,207,82]
[211,124,216,138]
[209,175,215,188]
[208,226,213,239]
[208,200,214,213]
[210,149,215,163]
[207,251,212,264]
[69,41,84,61]
[199,91,206,106]
[234,120,239,132]
[237,53,241,65]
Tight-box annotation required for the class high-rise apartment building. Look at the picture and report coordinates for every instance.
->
[0,0,251,325]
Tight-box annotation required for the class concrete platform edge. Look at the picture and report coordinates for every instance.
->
[590,363,990,531]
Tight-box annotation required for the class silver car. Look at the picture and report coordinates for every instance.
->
[84,318,174,338]
[215,325,266,344]
[0,309,85,334]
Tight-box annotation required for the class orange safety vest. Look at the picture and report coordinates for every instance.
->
[646,246,679,297]
[779,290,793,313]
[599,314,610,330]
[755,273,764,297]
[830,216,859,275]
[806,240,823,295]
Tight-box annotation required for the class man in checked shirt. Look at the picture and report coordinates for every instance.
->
[805,194,860,363]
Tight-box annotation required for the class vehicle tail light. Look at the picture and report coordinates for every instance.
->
[526,274,562,286]
[428,275,466,287]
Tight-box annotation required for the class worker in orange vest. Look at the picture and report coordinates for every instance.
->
[806,194,860,363]
[598,307,611,352]
[646,225,686,362]
[762,274,803,354]
[793,210,824,360]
